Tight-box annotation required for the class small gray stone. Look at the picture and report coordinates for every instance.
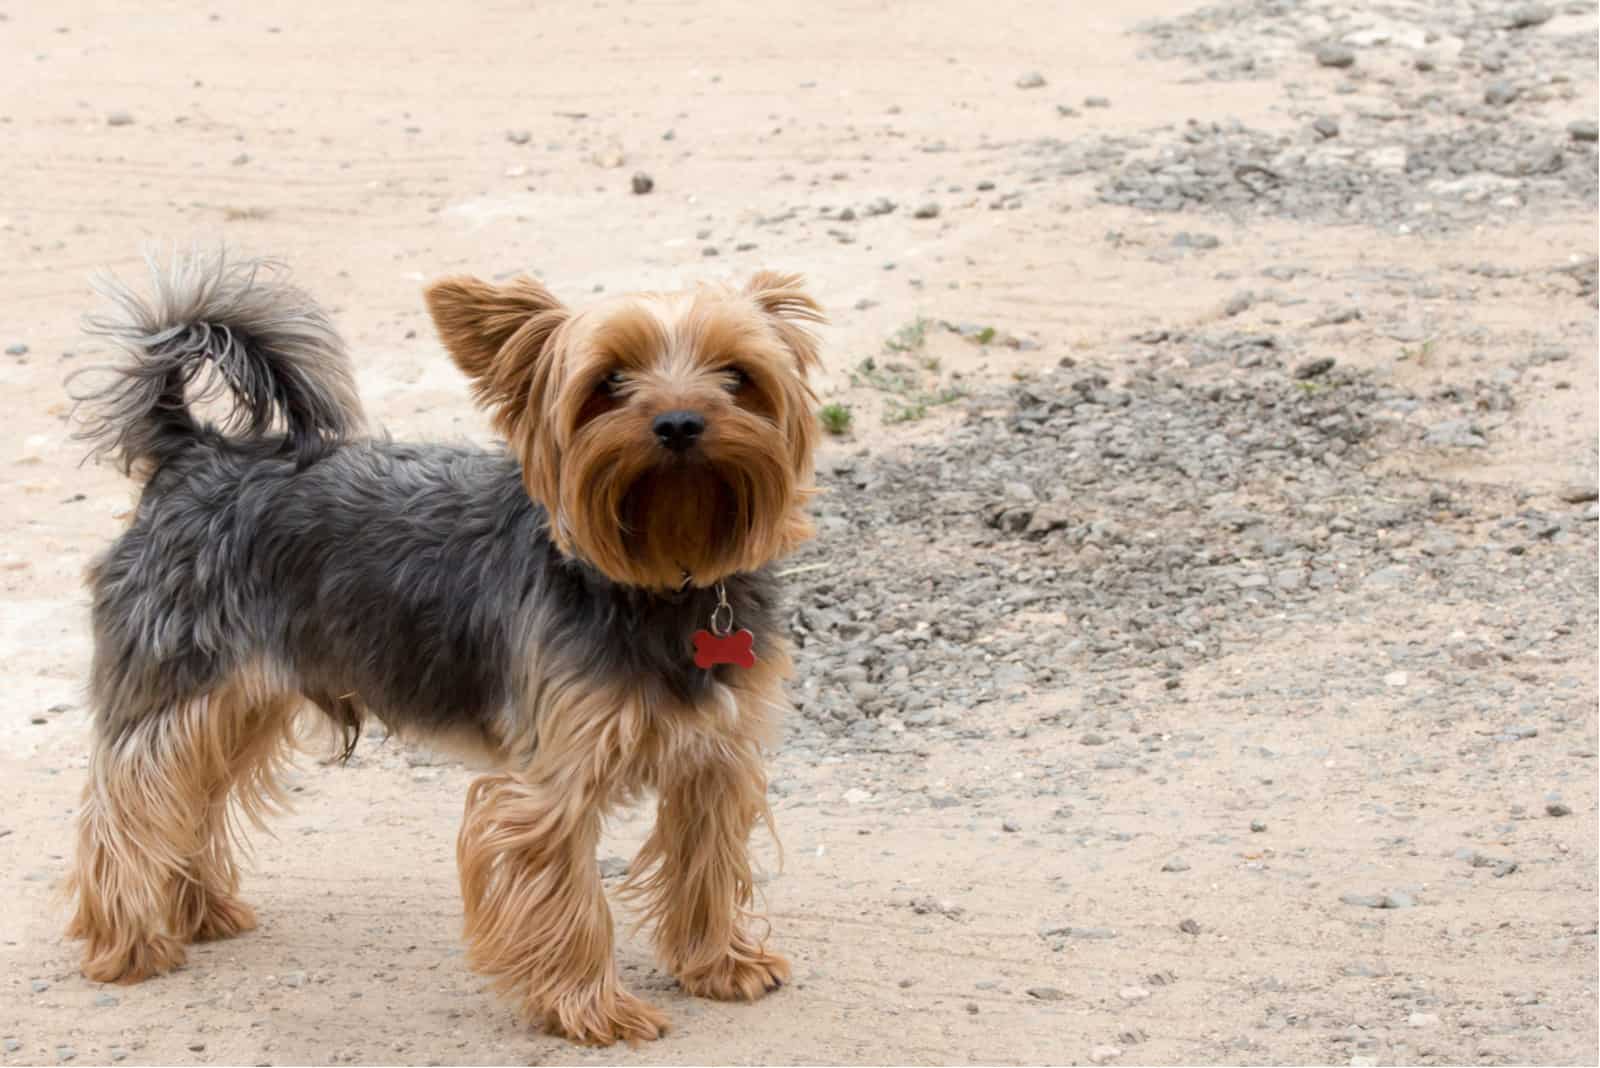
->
[1295,357,1336,380]
[1315,44,1356,69]
[1507,3,1553,28]
[1027,986,1067,1001]
[1546,802,1572,817]
[282,970,306,988]
[5,1039,22,1053]
[630,171,654,195]
[1340,892,1386,908]
[1558,482,1598,503]
[1485,82,1520,107]
[1249,820,1267,833]
[109,1050,127,1063]
[94,993,118,1008]
[598,856,629,879]
[1016,71,1047,90]
[1002,818,1022,833]
[1161,857,1190,872]
[5,343,28,356]
[1382,892,1417,909]
[56,1047,77,1063]
[913,202,940,220]
[1178,918,1201,935]
[106,111,134,126]
[1172,231,1221,250]
[1312,116,1340,139]
[505,129,531,145]
[188,1043,206,1052]
[1224,291,1254,317]
[1084,96,1111,108]
[1080,731,1108,746]
[1569,120,1600,143]
[30,979,48,993]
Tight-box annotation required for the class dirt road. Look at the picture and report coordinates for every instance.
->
[2,1,1596,1064]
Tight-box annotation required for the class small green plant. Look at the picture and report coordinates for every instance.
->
[884,317,931,353]
[974,325,996,345]
[818,403,854,435]
[883,399,928,424]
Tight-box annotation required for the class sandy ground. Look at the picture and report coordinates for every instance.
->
[2,1,1597,1065]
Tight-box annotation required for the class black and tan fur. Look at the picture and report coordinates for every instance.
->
[65,251,822,1045]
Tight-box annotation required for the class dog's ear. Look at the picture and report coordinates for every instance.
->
[424,275,568,434]
[744,271,825,374]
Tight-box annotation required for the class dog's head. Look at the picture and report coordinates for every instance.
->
[426,271,823,591]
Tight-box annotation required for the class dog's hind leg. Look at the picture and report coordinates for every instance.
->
[66,666,297,982]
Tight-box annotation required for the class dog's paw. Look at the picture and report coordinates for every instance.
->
[678,948,790,1002]
[80,932,187,985]
[194,896,258,942]
[543,987,670,1047]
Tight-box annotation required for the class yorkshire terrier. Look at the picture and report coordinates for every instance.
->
[64,251,823,1045]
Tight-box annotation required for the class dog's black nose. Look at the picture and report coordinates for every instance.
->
[653,410,705,451]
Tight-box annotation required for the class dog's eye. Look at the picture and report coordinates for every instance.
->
[723,367,750,393]
[602,371,626,394]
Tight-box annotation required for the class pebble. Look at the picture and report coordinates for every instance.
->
[1084,96,1111,108]
[1546,802,1572,817]
[1506,3,1553,28]
[1485,82,1520,107]
[1118,986,1150,1002]
[283,970,306,988]
[1311,116,1340,139]
[505,129,531,145]
[1569,120,1600,143]
[1027,986,1067,1001]
[188,1042,206,1052]
[1294,357,1336,380]
[1249,820,1266,833]
[912,202,941,219]
[630,171,654,195]
[1171,231,1220,250]
[5,343,27,356]
[4,1040,21,1053]
[109,1050,127,1063]
[1001,818,1022,833]
[1558,483,1599,503]
[1383,671,1408,688]
[1315,44,1356,69]
[56,1047,76,1063]
[1090,1045,1123,1063]
[1340,891,1415,909]
[94,993,118,1008]
[31,979,48,993]
[1178,918,1201,935]
[1161,857,1190,872]
[1016,72,1047,90]
[1407,1012,1440,1028]
[1080,732,1108,746]
[105,111,134,126]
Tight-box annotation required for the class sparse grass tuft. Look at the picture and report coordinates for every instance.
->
[819,403,854,435]
[884,317,932,354]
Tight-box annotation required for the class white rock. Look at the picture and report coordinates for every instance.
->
[1090,1046,1123,1064]
[1118,986,1151,1002]
[1384,670,1408,688]
[843,787,874,805]
[1408,1011,1440,1027]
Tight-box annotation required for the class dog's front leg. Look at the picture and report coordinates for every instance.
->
[625,719,790,1001]
[456,724,667,1045]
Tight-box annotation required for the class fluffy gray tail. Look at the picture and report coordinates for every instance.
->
[73,250,366,477]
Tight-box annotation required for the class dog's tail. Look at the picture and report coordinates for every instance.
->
[73,249,366,478]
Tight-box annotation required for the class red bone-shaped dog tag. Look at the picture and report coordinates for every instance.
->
[693,628,757,669]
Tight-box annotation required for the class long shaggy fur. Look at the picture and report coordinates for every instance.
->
[66,250,819,1045]
[72,250,365,477]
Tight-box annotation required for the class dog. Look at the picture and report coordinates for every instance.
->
[63,251,823,1045]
